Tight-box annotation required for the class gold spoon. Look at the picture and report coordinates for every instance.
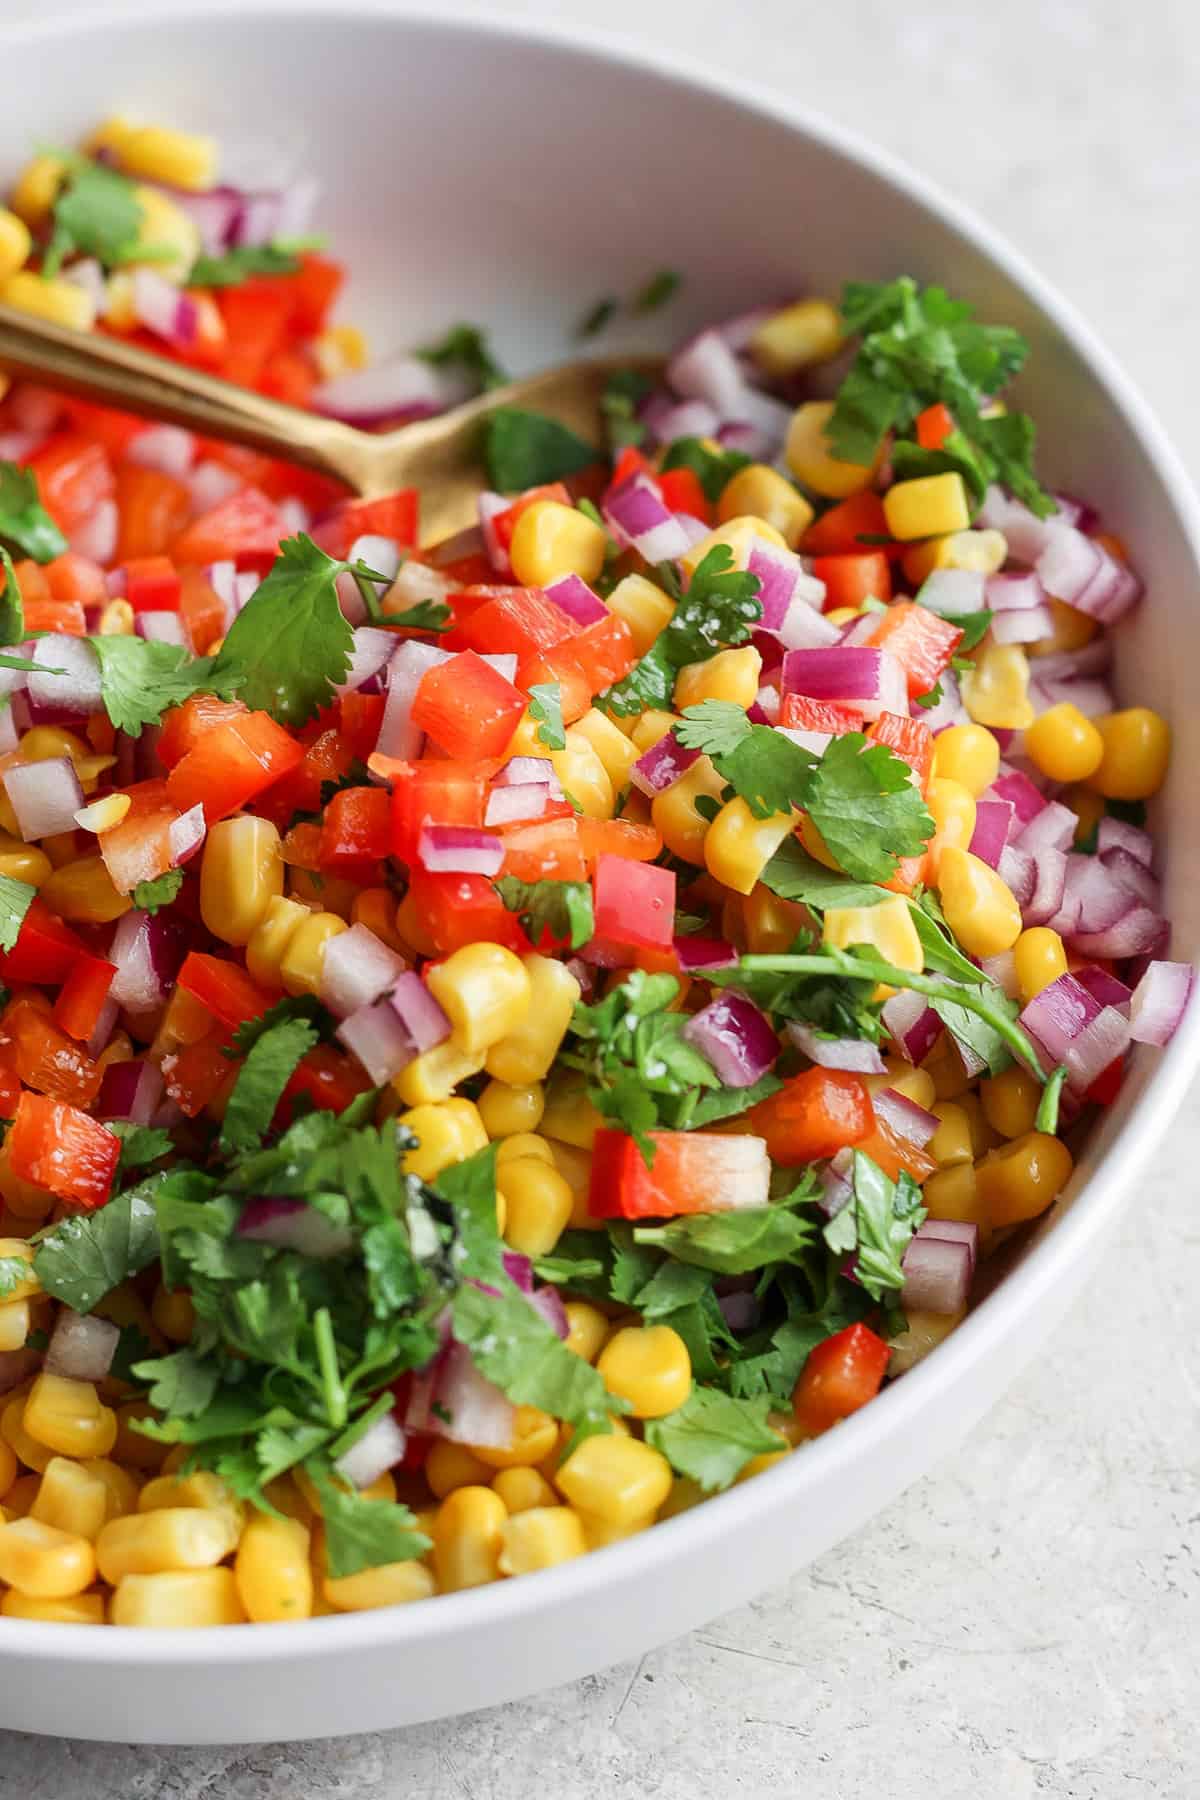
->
[0,302,662,547]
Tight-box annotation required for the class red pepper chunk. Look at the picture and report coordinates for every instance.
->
[0,900,85,984]
[311,489,419,560]
[802,492,892,558]
[9,1092,119,1211]
[792,1322,890,1437]
[52,955,117,1043]
[779,693,866,735]
[657,467,712,524]
[811,551,892,611]
[915,402,955,451]
[389,760,490,864]
[170,487,286,572]
[869,711,934,792]
[865,601,963,701]
[177,953,274,1031]
[593,855,675,951]
[402,872,529,955]
[749,1067,874,1166]
[461,590,579,662]
[122,555,182,613]
[318,786,391,884]
[587,1129,770,1220]
[166,711,305,824]
[411,651,527,759]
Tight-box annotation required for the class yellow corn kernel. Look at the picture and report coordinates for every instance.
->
[1064,783,1105,847]
[936,847,1022,959]
[314,322,369,380]
[393,1037,486,1107]
[74,793,131,835]
[83,1458,140,1522]
[495,1132,555,1169]
[432,1485,507,1591]
[426,1441,494,1500]
[651,755,726,864]
[716,464,814,548]
[497,1505,586,1575]
[823,894,924,973]
[324,1557,434,1612]
[927,1101,974,1169]
[570,707,640,792]
[656,1476,705,1521]
[743,883,810,955]
[786,401,880,498]
[40,830,82,869]
[958,1091,1009,1157]
[980,1066,1042,1140]
[0,1149,52,1223]
[23,1374,117,1460]
[554,1433,673,1527]
[485,952,580,1086]
[245,894,308,990]
[750,299,842,375]
[0,834,51,885]
[96,1507,237,1583]
[3,1471,38,1516]
[921,1162,984,1230]
[674,644,762,713]
[351,886,409,955]
[150,1284,195,1344]
[680,516,788,581]
[1013,927,1068,1005]
[551,1140,597,1230]
[704,798,796,897]
[1029,597,1097,657]
[472,1406,559,1473]
[901,528,1008,586]
[199,815,283,948]
[0,1516,95,1597]
[426,943,532,1056]
[883,472,971,541]
[0,1300,29,1355]
[510,500,607,587]
[0,209,31,283]
[491,1466,558,1515]
[550,730,614,820]
[888,1308,967,1376]
[9,155,65,226]
[19,725,91,765]
[111,1401,167,1473]
[0,1437,15,1501]
[866,1060,937,1111]
[234,1514,312,1623]
[497,1156,573,1258]
[1,1588,105,1623]
[102,269,137,330]
[541,1074,607,1153]
[960,642,1035,731]
[597,1325,691,1419]
[931,724,1000,798]
[30,1457,109,1541]
[0,1239,38,1305]
[288,867,358,919]
[924,775,977,879]
[577,1509,655,1549]
[279,911,347,997]
[1,272,96,331]
[630,709,680,754]
[1025,702,1104,784]
[113,124,217,192]
[1085,708,1170,801]
[564,1301,609,1363]
[126,184,201,283]
[975,1131,1074,1227]
[399,1097,489,1183]
[111,1567,245,1627]
[39,855,130,925]
[606,575,675,656]
[137,1471,244,1547]
[478,1079,545,1138]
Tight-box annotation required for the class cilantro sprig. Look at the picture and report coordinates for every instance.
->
[601,546,763,718]
[0,463,69,564]
[188,244,302,288]
[495,875,594,950]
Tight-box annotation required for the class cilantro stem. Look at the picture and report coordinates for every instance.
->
[1035,1065,1069,1133]
[729,951,1048,1080]
[312,1307,347,1430]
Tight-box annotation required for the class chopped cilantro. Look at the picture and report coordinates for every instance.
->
[131,869,184,914]
[759,837,890,910]
[307,1463,430,1578]
[42,153,149,276]
[231,995,332,1057]
[417,322,508,393]
[0,874,35,953]
[380,598,451,635]
[494,875,594,951]
[660,437,753,503]
[452,1277,622,1445]
[484,408,598,492]
[600,369,652,454]
[88,635,236,738]
[0,1256,30,1300]
[565,971,723,1155]
[187,244,302,288]
[913,682,943,709]
[632,269,682,314]
[220,1018,320,1152]
[110,1123,174,1178]
[527,680,566,751]
[843,1152,926,1302]
[602,546,763,718]
[644,1387,779,1492]
[634,1202,815,1275]
[0,463,68,564]
[32,1180,163,1312]
[577,296,618,339]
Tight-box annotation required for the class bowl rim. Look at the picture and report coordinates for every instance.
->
[3,0,1199,1667]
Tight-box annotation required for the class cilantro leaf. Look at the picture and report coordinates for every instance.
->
[930,989,1016,1075]
[484,408,598,492]
[0,874,35,954]
[434,1144,501,1280]
[131,869,184,914]
[674,699,754,760]
[634,1204,816,1274]
[600,370,651,453]
[88,635,234,737]
[381,598,451,635]
[220,1018,320,1152]
[671,1070,783,1130]
[0,463,68,564]
[452,1276,623,1441]
[759,837,890,910]
[32,1180,163,1312]
[42,154,146,276]
[417,322,507,393]
[801,734,934,883]
[110,1122,174,1177]
[632,269,682,313]
[848,1152,926,1301]
[577,296,617,339]
[495,875,594,950]
[602,546,762,718]
[210,534,360,727]
[0,1256,31,1300]
[528,680,566,751]
[307,1464,431,1579]
[187,244,302,288]
[230,994,332,1057]
[0,547,22,647]
[908,891,986,984]
[660,437,753,503]
[567,970,720,1155]
[131,1347,219,1419]
[532,1244,607,1289]
[1036,1064,1068,1134]
[644,1387,779,1491]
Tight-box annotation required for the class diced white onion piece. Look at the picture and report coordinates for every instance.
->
[2,756,83,841]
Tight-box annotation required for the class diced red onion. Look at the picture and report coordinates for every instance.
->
[85,998,119,1059]
[881,990,944,1064]
[494,756,564,797]
[992,605,1054,644]
[237,1196,354,1259]
[721,386,791,450]
[717,420,774,458]
[754,685,781,723]
[348,536,404,588]
[1128,960,1194,1047]
[1019,972,1112,1089]
[501,1250,535,1293]
[389,971,451,1054]
[70,500,118,565]
[335,1412,408,1490]
[777,596,840,650]
[97,1059,164,1125]
[3,756,83,841]
[127,424,195,479]
[415,1341,515,1448]
[989,767,1047,827]
[1035,674,1114,720]
[477,492,513,575]
[132,270,200,349]
[335,627,397,698]
[108,910,185,1012]
[682,991,779,1087]
[1072,964,1133,1012]
[630,730,701,798]
[542,573,607,626]
[136,610,187,647]
[1035,522,1102,604]
[1062,852,1140,936]
[336,994,418,1085]
[319,924,408,1019]
[62,257,106,314]
[673,935,736,972]
[985,572,1043,613]
[998,843,1036,909]
[417,824,503,877]
[668,330,747,413]
[782,645,906,723]
[604,471,692,564]
[1096,816,1153,867]
[748,542,803,632]
[718,1289,761,1333]
[1021,846,1068,926]
[817,1160,854,1219]
[786,1020,886,1073]
[1027,638,1113,684]
[639,393,719,444]
[968,798,1014,868]
[978,487,1056,564]
[28,634,102,716]
[384,558,454,612]
[668,511,708,549]
[921,569,987,615]
[485,782,551,827]
[528,1285,569,1340]
[168,804,206,868]
[45,1311,119,1382]
[1099,846,1161,910]
[901,1226,974,1314]
[1017,801,1076,856]
[871,1087,939,1150]
[312,357,457,427]
[375,641,452,760]
[837,611,883,648]
[777,725,832,759]
[1099,558,1143,624]
[1070,904,1169,961]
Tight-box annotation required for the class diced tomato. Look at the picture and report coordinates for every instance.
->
[26,434,114,536]
[587,1128,770,1220]
[865,601,963,701]
[157,693,249,769]
[855,1108,937,1183]
[491,484,572,553]
[0,899,85,984]
[389,760,490,864]
[318,786,390,884]
[8,1091,119,1210]
[44,552,107,610]
[779,694,866,735]
[657,467,713,524]
[869,711,934,791]
[283,1044,373,1116]
[802,492,895,559]
[811,552,892,611]
[311,490,420,560]
[166,710,306,823]
[177,953,274,1031]
[916,403,955,452]
[1085,1055,1125,1106]
[411,651,527,759]
[338,691,387,761]
[19,596,87,637]
[121,555,182,613]
[114,465,192,561]
[500,817,587,883]
[1,998,101,1107]
[749,1068,874,1166]
[162,1032,235,1117]
[792,1322,890,1437]
[402,871,529,955]
[462,590,578,662]
[52,955,117,1043]
[577,817,662,867]
[170,487,286,572]
[593,855,675,950]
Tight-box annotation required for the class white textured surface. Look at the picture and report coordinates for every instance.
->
[1,0,1198,1791]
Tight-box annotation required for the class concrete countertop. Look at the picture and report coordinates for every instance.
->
[1,1,1196,1793]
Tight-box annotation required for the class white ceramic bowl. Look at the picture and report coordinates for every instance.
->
[0,0,1197,1746]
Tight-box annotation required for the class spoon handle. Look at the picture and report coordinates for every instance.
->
[0,302,371,490]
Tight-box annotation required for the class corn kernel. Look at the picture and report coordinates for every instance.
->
[883,472,971,541]
[921,1162,983,1229]
[597,1325,691,1419]
[432,1485,507,1591]
[605,575,675,656]
[902,529,1008,586]
[786,402,880,498]
[83,1458,140,1522]
[279,910,347,997]
[554,1433,673,1526]
[150,1284,195,1344]
[74,793,132,834]
[823,894,924,973]
[1,272,96,331]
[491,1466,558,1514]
[485,952,579,1085]
[0,209,31,283]
[23,1374,117,1460]
[651,755,726,864]
[716,463,813,547]
[1029,598,1097,657]
[750,299,842,375]
[1024,702,1104,783]
[630,709,680,754]
[923,775,977,880]
[426,1441,494,1499]
[889,1308,967,1376]
[399,1097,488,1182]
[495,1132,555,1168]
[235,1514,313,1623]
[478,1079,545,1138]
[550,731,613,820]
[510,500,607,587]
[0,1516,95,1597]
[539,1074,604,1150]
[936,847,1022,959]
[704,798,796,897]
[570,707,640,791]
[927,1101,974,1168]
[392,1037,486,1106]
[30,1457,109,1540]
[497,1156,573,1258]
[497,1505,585,1575]
[564,1301,609,1363]
[426,943,531,1056]
[1085,708,1170,801]
[39,855,131,925]
[9,155,65,226]
[472,1406,559,1472]
[1013,927,1068,1005]
[960,642,1035,731]
[97,1506,237,1583]
[674,644,762,712]
[681,515,787,579]
[324,1557,434,1612]
[110,1567,246,1627]
[931,725,1000,797]
[114,124,217,192]
[975,1131,1073,1227]
[980,1066,1042,1140]
[1,1588,105,1623]
[246,894,309,990]
[200,815,283,947]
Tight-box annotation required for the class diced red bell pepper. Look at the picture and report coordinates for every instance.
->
[176,566,228,657]
[577,817,662,868]
[177,953,274,1032]
[285,253,344,334]
[310,490,420,560]
[779,694,866,735]
[0,899,85,984]
[792,1322,890,1437]
[608,447,652,491]
[593,855,675,950]
[64,398,144,461]
[121,555,182,613]
[402,871,530,955]
[802,492,894,558]
[44,552,107,610]
[2,998,101,1107]
[854,1108,937,1182]
[281,820,323,871]
[811,552,893,611]
[166,710,306,823]
[749,1067,874,1166]
[865,602,963,701]
[20,595,87,637]
[869,711,934,792]
[97,798,179,895]
[8,1091,119,1211]
[0,1060,19,1120]
[283,1043,373,1116]
[572,614,638,694]
[115,465,193,562]
[500,817,587,883]
[462,590,579,662]
[157,694,250,769]
[254,727,356,828]
[170,487,286,572]
[880,853,930,899]
[217,279,293,386]
[587,1128,769,1220]
[162,1032,235,1117]
[657,467,713,524]
[318,786,391,884]
[411,651,527,759]
[491,483,572,552]
[338,691,387,761]
[52,955,117,1043]
[26,434,114,536]
[258,348,317,409]
[916,402,955,452]
[389,760,490,864]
